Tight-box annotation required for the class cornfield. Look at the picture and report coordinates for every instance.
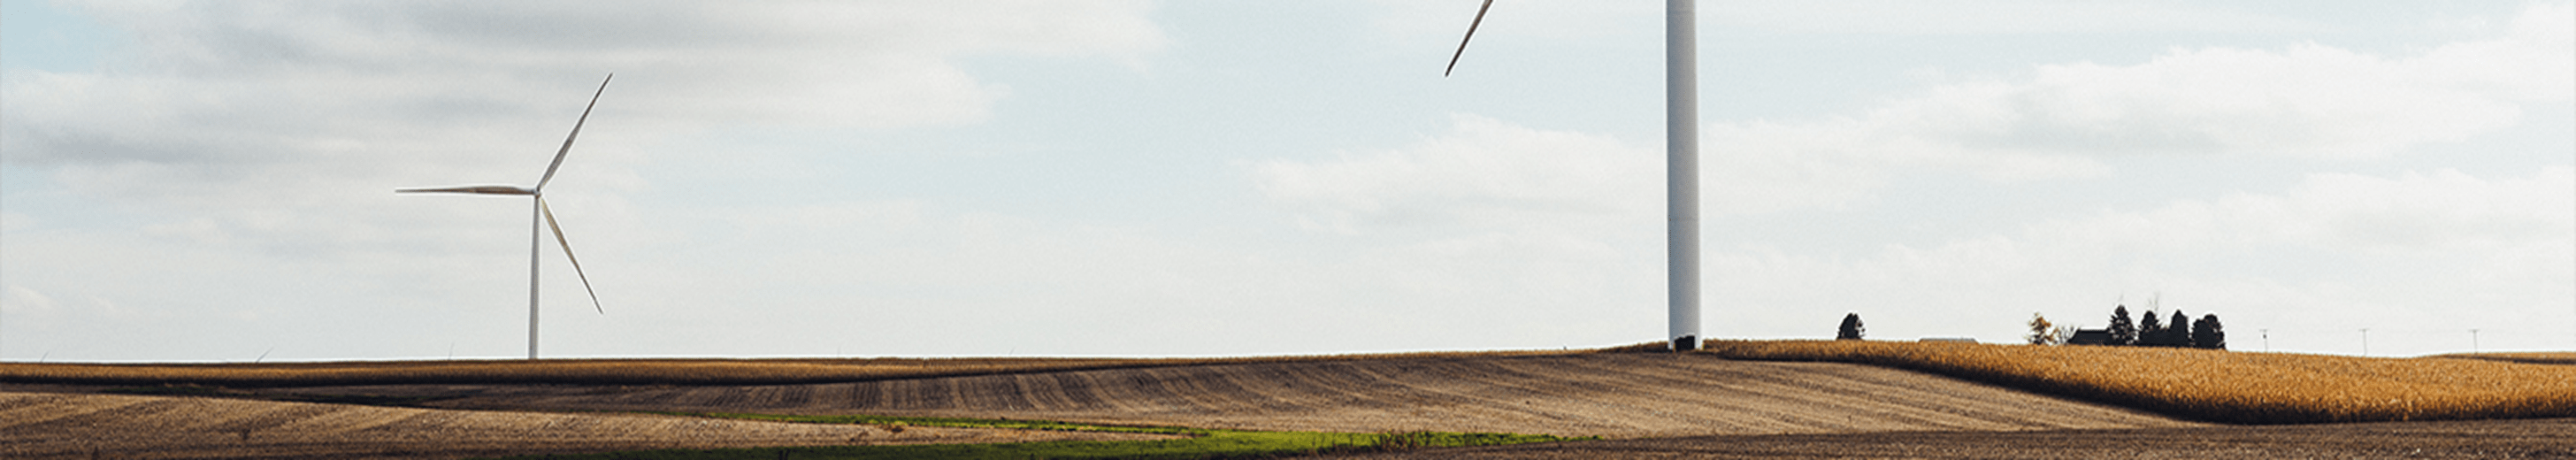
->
[1701,340,2576,424]
[2437,352,2576,366]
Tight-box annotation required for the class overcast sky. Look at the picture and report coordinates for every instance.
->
[4,1,2572,362]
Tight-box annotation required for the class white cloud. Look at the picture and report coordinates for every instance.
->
[1921,3,2566,160]
[1711,0,2327,34]
[1265,13,2576,226]
[2035,169,2576,256]
[1254,114,1658,233]
[1690,3,2574,211]
[0,1,1169,359]
[1365,0,1658,43]
[2,285,61,317]
[0,0,1164,259]
[5,0,1164,165]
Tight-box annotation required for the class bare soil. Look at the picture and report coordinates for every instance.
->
[0,391,1171,460]
[1322,418,2576,459]
[371,354,2195,438]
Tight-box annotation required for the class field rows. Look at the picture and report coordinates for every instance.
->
[0,391,1169,459]
[399,353,2195,438]
[12,341,2569,457]
[0,351,1573,387]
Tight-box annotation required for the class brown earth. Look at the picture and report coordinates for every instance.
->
[0,350,1576,387]
[1322,417,2576,459]
[0,391,1172,460]
[17,351,2563,459]
[366,353,2197,438]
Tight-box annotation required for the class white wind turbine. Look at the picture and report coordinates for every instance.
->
[399,73,613,360]
[1446,1,1705,350]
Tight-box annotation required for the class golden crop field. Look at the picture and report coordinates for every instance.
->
[1700,340,2576,424]
[0,349,1578,387]
[2437,352,2576,366]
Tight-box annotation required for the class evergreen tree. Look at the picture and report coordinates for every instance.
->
[2138,310,2164,347]
[2193,313,2226,349]
[2107,305,2138,346]
[1837,312,1865,341]
[2166,310,2191,348]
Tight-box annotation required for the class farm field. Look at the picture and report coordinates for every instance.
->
[0,391,1171,459]
[5,341,2572,458]
[1700,340,2576,423]
[1322,417,2576,459]
[253,353,2189,438]
[2442,352,2576,366]
[0,350,1573,387]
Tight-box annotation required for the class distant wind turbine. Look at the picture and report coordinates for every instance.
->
[1445,1,1704,350]
[399,73,613,360]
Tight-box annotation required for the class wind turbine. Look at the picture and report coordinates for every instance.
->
[1445,1,1703,350]
[399,73,613,360]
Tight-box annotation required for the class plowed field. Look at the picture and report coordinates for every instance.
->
[397,354,2195,438]
[0,391,1171,459]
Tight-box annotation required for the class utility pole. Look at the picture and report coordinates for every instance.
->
[2259,329,2269,352]
[2470,329,2480,354]
[2360,328,2370,356]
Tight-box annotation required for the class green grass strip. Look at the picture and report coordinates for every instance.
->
[685,412,1197,434]
[487,412,1588,460]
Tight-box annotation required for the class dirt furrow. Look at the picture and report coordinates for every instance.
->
[0,391,1175,459]
[417,354,2196,437]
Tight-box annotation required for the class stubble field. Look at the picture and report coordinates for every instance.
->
[4,341,2571,458]
[396,353,2196,437]
[0,390,1170,459]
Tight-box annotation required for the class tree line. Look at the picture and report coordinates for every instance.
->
[1838,306,2225,350]
[2052,304,2226,349]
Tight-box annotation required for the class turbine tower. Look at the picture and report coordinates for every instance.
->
[399,73,613,360]
[1447,1,1701,350]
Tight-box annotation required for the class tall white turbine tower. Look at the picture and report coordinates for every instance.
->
[1447,1,1702,350]
[400,73,614,360]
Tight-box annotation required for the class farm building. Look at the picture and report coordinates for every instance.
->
[2066,329,2112,345]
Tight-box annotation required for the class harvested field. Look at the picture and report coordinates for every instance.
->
[1321,417,2576,459]
[1700,340,2576,424]
[0,391,1173,460]
[23,343,2568,458]
[0,350,1572,387]
[380,354,2196,438]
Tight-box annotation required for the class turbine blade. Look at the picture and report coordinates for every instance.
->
[535,73,613,193]
[1445,0,1495,77]
[538,196,605,315]
[397,185,533,195]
